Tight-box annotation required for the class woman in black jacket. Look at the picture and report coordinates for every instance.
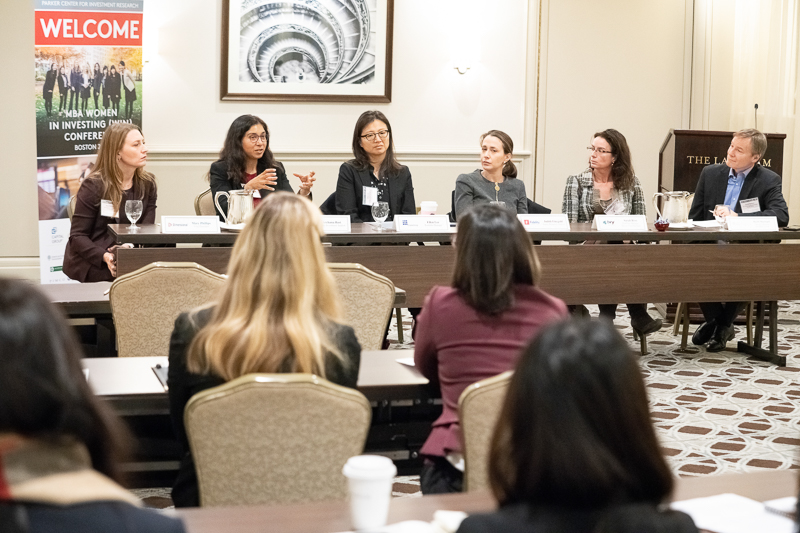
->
[209,114,315,221]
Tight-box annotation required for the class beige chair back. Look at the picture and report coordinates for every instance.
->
[329,263,395,350]
[185,373,372,507]
[67,195,77,220]
[195,188,216,216]
[109,262,225,357]
[459,371,513,492]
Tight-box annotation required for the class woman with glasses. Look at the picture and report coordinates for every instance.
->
[335,110,415,223]
[210,114,316,221]
[561,129,661,337]
[454,130,527,219]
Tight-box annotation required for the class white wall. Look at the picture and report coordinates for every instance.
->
[535,0,690,215]
[4,0,798,279]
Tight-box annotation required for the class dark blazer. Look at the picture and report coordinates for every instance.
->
[335,161,415,223]
[209,159,294,221]
[43,70,56,94]
[688,163,789,226]
[69,69,81,91]
[58,73,68,95]
[457,504,698,533]
[167,307,362,507]
[2,501,185,533]
[63,177,157,283]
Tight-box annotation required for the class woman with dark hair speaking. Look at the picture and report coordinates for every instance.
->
[561,128,661,337]
[414,204,567,494]
[0,279,185,532]
[455,130,527,219]
[210,114,315,221]
[335,110,415,223]
[457,319,697,533]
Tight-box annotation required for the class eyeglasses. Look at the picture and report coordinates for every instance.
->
[587,146,612,155]
[246,134,267,144]
[361,130,390,142]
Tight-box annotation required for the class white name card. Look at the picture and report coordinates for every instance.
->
[724,216,779,232]
[161,216,220,234]
[394,215,451,232]
[592,215,648,232]
[517,214,570,232]
[321,215,351,234]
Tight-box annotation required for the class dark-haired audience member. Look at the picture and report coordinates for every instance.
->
[457,319,697,533]
[0,279,185,533]
[335,110,415,223]
[63,123,156,282]
[454,130,527,219]
[414,204,567,494]
[168,193,361,507]
[561,128,661,337]
[210,114,315,221]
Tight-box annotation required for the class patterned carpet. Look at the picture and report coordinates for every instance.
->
[389,303,800,484]
[134,303,800,507]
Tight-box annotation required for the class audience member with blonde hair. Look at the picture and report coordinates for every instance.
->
[167,192,361,507]
[63,122,156,282]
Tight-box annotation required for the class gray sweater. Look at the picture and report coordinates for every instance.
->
[454,169,527,219]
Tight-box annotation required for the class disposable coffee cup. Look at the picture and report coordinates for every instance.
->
[420,201,438,215]
[342,455,397,531]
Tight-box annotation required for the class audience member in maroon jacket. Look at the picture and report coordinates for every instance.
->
[414,203,568,494]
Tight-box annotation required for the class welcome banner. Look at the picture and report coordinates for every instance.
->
[34,0,143,283]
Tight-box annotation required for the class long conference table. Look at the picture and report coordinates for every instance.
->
[175,469,799,533]
[108,222,800,365]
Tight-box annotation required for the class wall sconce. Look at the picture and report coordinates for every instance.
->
[450,5,479,75]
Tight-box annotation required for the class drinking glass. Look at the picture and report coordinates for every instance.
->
[371,202,390,231]
[125,199,143,230]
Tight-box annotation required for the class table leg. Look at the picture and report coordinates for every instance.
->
[737,300,785,366]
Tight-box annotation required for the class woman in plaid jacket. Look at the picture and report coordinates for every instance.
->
[561,129,661,338]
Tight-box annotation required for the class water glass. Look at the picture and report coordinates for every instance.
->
[125,199,143,230]
[371,202,389,231]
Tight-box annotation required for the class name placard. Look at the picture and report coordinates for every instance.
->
[517,214,570,232]
[394,215,451,232]
[724,216,779,232]
[592,215,648,232]
[161,216,220,234]
[321,215,351,234]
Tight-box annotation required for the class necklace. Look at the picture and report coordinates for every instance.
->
[494,182,500,201]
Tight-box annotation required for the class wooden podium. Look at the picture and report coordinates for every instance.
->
[658,130,785,193]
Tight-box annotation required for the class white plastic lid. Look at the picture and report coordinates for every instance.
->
[342,455,397,480]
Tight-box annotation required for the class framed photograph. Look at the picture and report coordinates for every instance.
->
[221,0,394,102]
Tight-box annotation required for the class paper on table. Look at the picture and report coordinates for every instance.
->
[671,493,794,533]
[692,220,722,228]
[332,510,467,533]
[396,358,415,367]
